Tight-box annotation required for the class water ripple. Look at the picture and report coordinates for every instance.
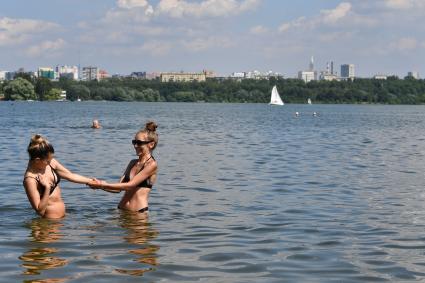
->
[2,102,425,282]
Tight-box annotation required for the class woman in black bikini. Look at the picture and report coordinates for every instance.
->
[88,121,158,214]
[23,134,95,219]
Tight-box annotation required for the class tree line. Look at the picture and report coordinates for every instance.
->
[1,73,425,104]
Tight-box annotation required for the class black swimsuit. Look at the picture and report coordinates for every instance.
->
[119,156,154,213]
[122,156,154,188]
[23,165,61,195]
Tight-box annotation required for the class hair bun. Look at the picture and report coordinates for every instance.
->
[31,134,45,144]
[145,121,158,132]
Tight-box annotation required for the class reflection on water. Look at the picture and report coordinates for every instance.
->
[3,102,425,282]
[20,218,68,281]
[115,211,160,277]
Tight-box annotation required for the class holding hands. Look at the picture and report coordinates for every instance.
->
[87,178,120,193]
[87,178,104,189]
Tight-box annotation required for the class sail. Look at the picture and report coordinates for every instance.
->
[307,98,312,104]
[270,85,284,105]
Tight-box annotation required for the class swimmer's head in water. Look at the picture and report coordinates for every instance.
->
[92,120,101,128]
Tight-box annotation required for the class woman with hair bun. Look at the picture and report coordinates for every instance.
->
[23,134,95,219]
[88,121,158,214]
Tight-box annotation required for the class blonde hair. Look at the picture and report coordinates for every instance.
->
[27,134,54,160]
[137,121,158,150]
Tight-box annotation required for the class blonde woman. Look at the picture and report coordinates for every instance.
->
[89,121,158,214]
[23,135,94,219]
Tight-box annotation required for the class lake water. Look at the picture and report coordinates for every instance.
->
[1,101,425,282]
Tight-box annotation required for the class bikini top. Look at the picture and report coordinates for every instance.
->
[122,156,155,188]
[23,165,61,195]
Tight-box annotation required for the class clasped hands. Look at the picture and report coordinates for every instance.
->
[87,178,105,190]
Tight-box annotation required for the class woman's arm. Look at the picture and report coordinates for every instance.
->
[50,158,93,184]
[24,176,50,216]
[89,161,157,192]
[90,161,132,193]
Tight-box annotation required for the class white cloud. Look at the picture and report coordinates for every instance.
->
[0,17,59,46]
[384,0,425,9]
[321,2,352,24]
[100,0,154,25]
[278,16,310,33]
[278,3,351,33]
[117,0,150,9]
[278,2,377,33]
[250,25,268,34]
[25,38,66,57]
[156,0,260,18]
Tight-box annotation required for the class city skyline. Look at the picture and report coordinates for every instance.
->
[0,0,424,78]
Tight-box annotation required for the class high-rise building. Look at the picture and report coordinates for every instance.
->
[298,56,317,82]
[38,67,56,80]
[99,69,109,80]
[298,71,315,83]
[81,66,99,81]
[408,71,419,79]
[341,64,355,79]
[309,56,314,71]
[130,72,147,79]
[56,65,79,80]
[5,71,16,80]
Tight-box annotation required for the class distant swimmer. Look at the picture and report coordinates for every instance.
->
[295,112,300,117]
[91,119,101,129]
[313,112,317,117]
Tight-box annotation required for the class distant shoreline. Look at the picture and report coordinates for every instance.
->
[2,76,425,104]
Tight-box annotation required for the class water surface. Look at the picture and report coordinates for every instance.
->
[1,102,425,282]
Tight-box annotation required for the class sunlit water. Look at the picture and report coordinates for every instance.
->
[1,101,425,282]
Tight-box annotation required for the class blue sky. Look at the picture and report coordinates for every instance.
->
[0,0,424,77]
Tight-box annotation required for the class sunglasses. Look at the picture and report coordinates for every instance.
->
[132,139,152,146]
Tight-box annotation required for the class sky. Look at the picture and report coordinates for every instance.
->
[0,0,424,78]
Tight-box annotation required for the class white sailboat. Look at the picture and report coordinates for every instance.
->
[307,98,312,105]
[269,85,284,106]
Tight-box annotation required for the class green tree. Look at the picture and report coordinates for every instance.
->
[14,72,34,83]
[4,77,36,100]
[0,82,4,99]
[111,87,133,101]
[66,85,90,101]
[45,88,62,100]
[35,77,53,101]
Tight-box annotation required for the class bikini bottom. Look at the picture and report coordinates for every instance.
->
[117,206,149,213]
[138,207,149,213]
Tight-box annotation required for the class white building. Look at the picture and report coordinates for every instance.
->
[320,72,339,81]
[408,71,419,79]
[341,64,355,79]
[374,74,387,80]
[81,66,99,81]
[298,71,315,83]
[160,72,206,82]
[56,65,79,80]
[231,72,245,78]
[298,56,317,83]
[0,71,6,81]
